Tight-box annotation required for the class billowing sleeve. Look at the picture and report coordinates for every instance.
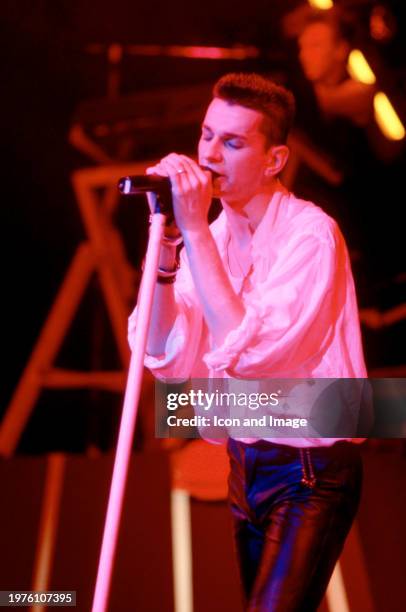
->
[128,248,203,381]
[204,219,348,377]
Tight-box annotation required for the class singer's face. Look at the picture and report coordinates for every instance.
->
[198,97,273,206]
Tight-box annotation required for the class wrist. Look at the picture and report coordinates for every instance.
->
[159,244,177,270]
[182,225,211,247]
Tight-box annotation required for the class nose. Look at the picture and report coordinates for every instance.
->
[201,136,223,163]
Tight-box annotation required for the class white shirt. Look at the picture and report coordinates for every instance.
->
[128,188,367,447]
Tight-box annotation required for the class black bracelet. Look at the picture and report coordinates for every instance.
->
[141,259,179,284]
[156,261,180,285]
[156,274,177,285]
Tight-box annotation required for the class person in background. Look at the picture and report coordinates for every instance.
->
[297,10,375,128]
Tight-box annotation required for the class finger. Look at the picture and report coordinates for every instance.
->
[160,155,187,176]
[162,154,196,181]
[178,155,207,183]
[146,165,158,175]
[179,155,211,186]
[146,163,168,176]
[163,153,185,166]
[166,156,204,190]
[160,158,191,192]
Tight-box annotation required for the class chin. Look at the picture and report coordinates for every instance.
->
[212,186,223,198]
[212,179,228,198]
[303,68,319,82]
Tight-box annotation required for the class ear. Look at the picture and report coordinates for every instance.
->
[265,145,290,177]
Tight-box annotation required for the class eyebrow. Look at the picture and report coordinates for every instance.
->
[201,124,248,140]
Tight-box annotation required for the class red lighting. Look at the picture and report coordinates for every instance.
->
[125,44,260,60]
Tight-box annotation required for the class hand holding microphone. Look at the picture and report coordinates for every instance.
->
[118,153,213,236]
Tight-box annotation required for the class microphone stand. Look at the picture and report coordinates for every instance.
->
[91,205,167,612]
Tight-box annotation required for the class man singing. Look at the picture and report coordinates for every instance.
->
[128,73,367,611]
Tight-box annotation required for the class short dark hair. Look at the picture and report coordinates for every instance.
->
[301,9,354,44]
[212,72,295,145]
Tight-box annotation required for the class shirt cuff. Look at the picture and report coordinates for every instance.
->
[128,306,188,375]
[144,312,188,371]
[203,305,262,372]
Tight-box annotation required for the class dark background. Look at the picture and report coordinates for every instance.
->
[1,0,405,452]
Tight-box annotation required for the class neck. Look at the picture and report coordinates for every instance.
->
[221,179,284,245]
[316,64,348,88]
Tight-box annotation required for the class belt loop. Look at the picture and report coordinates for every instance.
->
[299,448,317,489]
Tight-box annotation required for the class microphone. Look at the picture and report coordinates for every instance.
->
[117,167,216,196]
[117,168,215,215]
[117,174,171,196]
[118,174,173,214]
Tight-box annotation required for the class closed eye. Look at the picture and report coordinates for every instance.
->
[225,139,244,149]
[200,127,245,149]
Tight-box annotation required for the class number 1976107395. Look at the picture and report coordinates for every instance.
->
[0,591,75,606]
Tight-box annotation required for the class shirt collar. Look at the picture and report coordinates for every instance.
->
[215,182,290,259]
[251,183,289,256]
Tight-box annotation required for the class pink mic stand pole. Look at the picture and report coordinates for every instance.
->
[92,211,166,612]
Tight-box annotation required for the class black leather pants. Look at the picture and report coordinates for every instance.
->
[227,439,362,612]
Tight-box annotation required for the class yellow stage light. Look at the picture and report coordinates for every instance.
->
[347,49,376,84]
[374,92,405,140]
[308,0,334,9]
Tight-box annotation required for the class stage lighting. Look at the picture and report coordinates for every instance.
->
[374,92,405,141]
[308,0,333,9]
[347,50,376,85]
